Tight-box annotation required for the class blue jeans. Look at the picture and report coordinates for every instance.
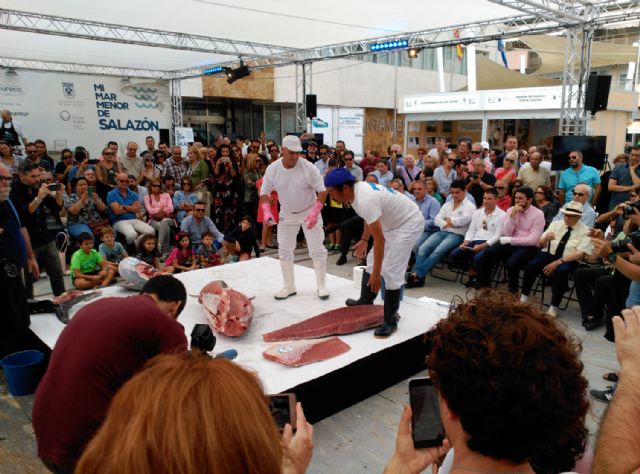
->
[412,231,464,278]
[449,240,487,270]
[67,222,94,241]
[413,230,435,254]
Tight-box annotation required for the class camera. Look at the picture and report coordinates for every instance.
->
[190,324,216,353]
[611,230,640,253]
[623,200,640,218]
[468,172,479,180]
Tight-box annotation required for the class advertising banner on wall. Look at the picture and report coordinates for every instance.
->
[0,70,171,157]
[311,106,364,156]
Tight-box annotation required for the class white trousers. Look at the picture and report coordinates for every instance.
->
[277,206,327,262]
[366,213,424,290]
[113,219,155,244]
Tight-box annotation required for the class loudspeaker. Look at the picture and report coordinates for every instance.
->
[159,128,170,145]
[585,74,611,115]
[306,94,317,118]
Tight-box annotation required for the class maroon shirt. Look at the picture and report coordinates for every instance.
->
[32,295,187,468]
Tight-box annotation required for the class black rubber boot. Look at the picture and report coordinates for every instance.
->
[374,289,400,338]
[346,271,378,306]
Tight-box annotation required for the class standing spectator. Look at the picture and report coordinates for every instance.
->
[518,151,551,190]
[359,150,378,176]
[0,140,23,177]
[144,177,175,256]
[466,157,496,207]
[153,149,167,176]
[535,185,559,229]
[10,161,65,297]
[411,180,441,253]
[305,140,320,163]
[516,149,529,171]
[242,153,262,218]
[496,134,518,168]
[392,154,421,192]
[34,140,55,171]
[139,152,160,186]
[266,143,280,165]
[172,177,199,224]
[558,150,601,205]
[65,177,108,241]
[608,148,640,208]
[520,202,592,317]
[120,142,143,181]
[1,109,28,147]
[406,180,475,288]
[186,146,209,188]
[24,142,51,171]
[427,136,449,160]
[54,148,74,186]
[314,145,331,175]
[32,276,189,473]
[96,146,121,189]
[343,150,363,181]
[140,135,156,157]
[106,172,154,245]
[433,154,457,197]
[457,139,471,163]
[449,188,506,287]
[475,187,545,292]
[66,148,92,193]
[495,150,518,183]
[180,201,224,248]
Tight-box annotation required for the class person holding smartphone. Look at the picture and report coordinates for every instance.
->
[384,290,589,474]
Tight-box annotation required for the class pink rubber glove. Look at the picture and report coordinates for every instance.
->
[262,202,276,226]
[304,201,324,229]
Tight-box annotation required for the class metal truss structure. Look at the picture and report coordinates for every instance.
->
[169,79,183,145]
[0,57,170,79]
[295,63,312,133]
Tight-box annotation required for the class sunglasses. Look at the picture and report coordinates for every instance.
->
[504,159,515,163]
[194,208,205,212]
[573,192,587,197]
[103,152,115,156]
[569,155,579,159]
[145,158,153,162]
[151,184,161,188]
[344,158,353,161]
[27,150,37,154]
[166,184,175,188]
[631,194,638,198]
[495,186,506,190]
[471,150,482,154]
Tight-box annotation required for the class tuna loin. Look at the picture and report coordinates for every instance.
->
[263,337,351,367]
[199,281,254,337]
[262,305,388,342]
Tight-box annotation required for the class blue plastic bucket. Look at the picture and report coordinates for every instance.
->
[1,350,44,396]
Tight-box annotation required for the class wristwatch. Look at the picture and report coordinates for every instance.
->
[607,252,618,264]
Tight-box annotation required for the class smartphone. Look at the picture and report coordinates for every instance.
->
[268,393,297,432]
[409,377,445,449]
[87,185,95,196]
[88,159,99,165]
[47,183,59,192]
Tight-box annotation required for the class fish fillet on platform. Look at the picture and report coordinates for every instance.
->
[262,305,385,342]
[263,337,351,367]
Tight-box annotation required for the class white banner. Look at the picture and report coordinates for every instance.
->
[0,71,171,158]
[311,106,364,156]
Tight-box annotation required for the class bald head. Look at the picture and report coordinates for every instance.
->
[573,184,590,204]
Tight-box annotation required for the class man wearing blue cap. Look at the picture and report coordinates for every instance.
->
[324,168,423,338]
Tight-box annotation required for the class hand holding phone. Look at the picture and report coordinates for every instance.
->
[268,393,297,432]
[47,183,59,192]
[409,377,445,448]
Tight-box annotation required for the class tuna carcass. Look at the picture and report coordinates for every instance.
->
[198,281,254,337]
[118,257,158,290]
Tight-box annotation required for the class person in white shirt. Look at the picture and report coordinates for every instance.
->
[1,109,28,147]
[428,136,450,160]
[260,135,329,300]
[520,201,592,317]
[449,188,506,287]
[324,168,423,338]
[406,180,476,288]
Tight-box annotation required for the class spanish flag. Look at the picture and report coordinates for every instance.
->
[454,29,463,61]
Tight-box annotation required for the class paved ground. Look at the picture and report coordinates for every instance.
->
[0,248,617,473]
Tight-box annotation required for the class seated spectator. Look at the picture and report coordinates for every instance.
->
[128,174,148,211]
[388,178,416,202]
[412,180,441,253]
[392,153,420,192]
[495,179,512,211]
[552,183,597,228]
[66,148,94,194]
[372,159,394,187]
[24,142,51,172]
[106,172,154,245]
[96,147,121,189]
[136,233,172,274]
[384,290,588,474]
[139,152,160,186]
[518,151,551,190]
[222,216,261,262]
[476,187,545,292]
[164,231,196,273]
[163,175,176,197]
[534,185,559,229]
[424,176,443,205]
[365,173,379,184]
[172,177,199,223]
[449,188,505,288]
[69,233,115,289]
[197,230,223,268]
[75,353,313,474]
[359,149,378,176]
[54,148,74,186]
[466,157,496,207]
[520,202,592,317]
[406,180,475,288]
[82,168,110,202]
[98,226,127,272]
[180,201,224,249]
[596,186,640,237]
[144,177,175,256]
[343,150,363,181]
[452,157,468,181]
[65,177,109,241]
[495,150,517,183]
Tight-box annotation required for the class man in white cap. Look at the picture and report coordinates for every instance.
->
[260,135,329,300]
[519,201,592,317]
[324,168,423,338]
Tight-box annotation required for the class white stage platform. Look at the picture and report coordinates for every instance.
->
[30,258,449,396]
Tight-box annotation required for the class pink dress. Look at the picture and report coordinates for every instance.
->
[165,247,194,267]
[256,177,279,224]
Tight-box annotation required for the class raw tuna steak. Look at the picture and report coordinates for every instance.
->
[263,305,388,342]
[198,281,254,336]
[263,337,351,367]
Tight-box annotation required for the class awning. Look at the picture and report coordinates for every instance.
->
[628,121,640,134]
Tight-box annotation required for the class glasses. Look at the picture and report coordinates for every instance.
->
[0,176,12,183]
[27,150,37,154]
[194,208,205,212]
[574,192,586,197]
[504,159,515,163]
[150,184,161,188]
[569,155,579,159]
[418,152,425,155]
[344,158,353,161]
[63,155,73,160]
[103,152,114,156]
[144,158,153,162]
[166,184,175,188]
[630,194,638,198]
[118,179,129,183]
[495,186,506,190]
[182,182,191,186]
[471,150,482,154]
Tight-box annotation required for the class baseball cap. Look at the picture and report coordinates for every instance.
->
[282,135,303,152]
[481,141,490,150]
[324,168,356,187]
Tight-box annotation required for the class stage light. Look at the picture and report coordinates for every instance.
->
[226,64,250,84]
[369,39,408,52]
[407,47,421,59]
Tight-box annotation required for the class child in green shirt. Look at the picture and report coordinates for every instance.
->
[70,233,115,289]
